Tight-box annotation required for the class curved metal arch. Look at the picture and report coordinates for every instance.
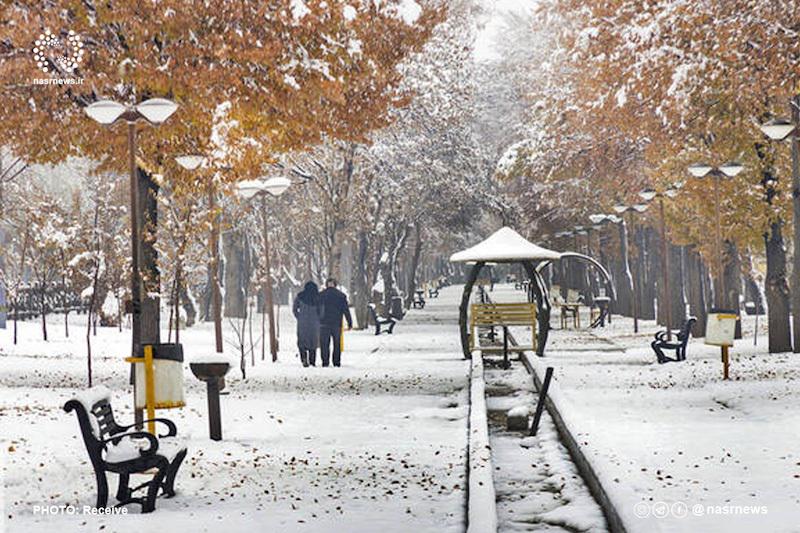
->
[536,252,616,301]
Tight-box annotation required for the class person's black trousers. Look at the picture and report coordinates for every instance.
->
[319,325,342,367]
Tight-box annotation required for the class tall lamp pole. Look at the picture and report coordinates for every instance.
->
[639,185,681,339]
[613,203,649,333]
[175,155,227,353]
[238,177,292,362]
[761,112,800,351]
[84,98,178,358]
[687,161,745,308]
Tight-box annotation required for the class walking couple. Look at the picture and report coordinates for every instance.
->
[293,278,353,367]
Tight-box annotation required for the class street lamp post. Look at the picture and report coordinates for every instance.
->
[687,161,744,308]
[238,177,291,362]
[588,214,620,323]
[175,155,227,354]
[761,110,800,351]
[613,203,649,333]
[84,98,178,358]
[639,185,680,339]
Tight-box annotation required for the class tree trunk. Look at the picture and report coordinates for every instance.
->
[351,231,370,330]
[615,221,634,316]
[208,186,223,352]
[639,227,655,320]
[174,264,181,343]
[40,283,47,341]
[138,168,161,350]
[722,240,742,339]
[790,95,800,352]
[668,245,686,329]
[0,227,6,330]
[765,221,792,353]
[404,225,423,308]
[180,283,197,327]
[741,251,766,315]
[685,247,707,338]
[200,271,212,321]
[261,197,278,361]
[327,216,346,280]
[62,270,69,338]
[223,228,249,319]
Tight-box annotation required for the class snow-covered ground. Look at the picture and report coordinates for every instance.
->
[489,283,800,533]
[1,288,470,533]
[5,282,795,533]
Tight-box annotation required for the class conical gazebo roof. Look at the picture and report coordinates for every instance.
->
[449,227,561,263]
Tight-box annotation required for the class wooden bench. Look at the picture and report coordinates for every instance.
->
[427,287,439,298]
[368,304,396,335]
[470,302,537,366]
[651,317,697,363]
[63,387,187,513]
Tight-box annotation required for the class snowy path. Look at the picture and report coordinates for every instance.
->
[487,284,800,533]
[1,288,470,533]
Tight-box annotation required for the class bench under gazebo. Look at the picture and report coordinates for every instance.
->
[450,227,613,359]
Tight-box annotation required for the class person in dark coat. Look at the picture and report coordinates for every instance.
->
[319,278,353,367]
[293,281,323,367]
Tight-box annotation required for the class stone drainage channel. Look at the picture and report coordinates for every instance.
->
[482,355,609,533]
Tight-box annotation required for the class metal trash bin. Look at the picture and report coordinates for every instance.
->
[133,343,185,410]
[390,295,404,319]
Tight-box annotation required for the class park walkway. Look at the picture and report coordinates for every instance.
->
[1,287,470,533]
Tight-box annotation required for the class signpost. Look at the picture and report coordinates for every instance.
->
[705,310,738,380]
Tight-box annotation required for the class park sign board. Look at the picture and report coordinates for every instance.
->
[705,309,738,380]
[705,310,738,347]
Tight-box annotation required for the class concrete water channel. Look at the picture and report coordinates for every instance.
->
[483,356,608,533]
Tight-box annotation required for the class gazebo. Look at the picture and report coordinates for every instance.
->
[450,227,613,358]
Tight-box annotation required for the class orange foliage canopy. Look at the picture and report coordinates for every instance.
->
[0,0,443,186]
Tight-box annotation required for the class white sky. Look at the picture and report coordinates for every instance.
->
[473,0,536,62]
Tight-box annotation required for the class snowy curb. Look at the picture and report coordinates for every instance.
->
[466,354,498,533]
[520,352,628,533]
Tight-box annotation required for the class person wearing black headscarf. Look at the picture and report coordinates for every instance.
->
[293,281,323,366]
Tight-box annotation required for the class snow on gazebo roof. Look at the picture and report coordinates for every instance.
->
[449,227,562,263]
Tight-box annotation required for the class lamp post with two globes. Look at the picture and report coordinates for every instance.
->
[613,203,649,333]
[174,155,228,354]
[84,98,178,357]
[238,177,292,362]
[639,184,682,338]
[686,161,745,307]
